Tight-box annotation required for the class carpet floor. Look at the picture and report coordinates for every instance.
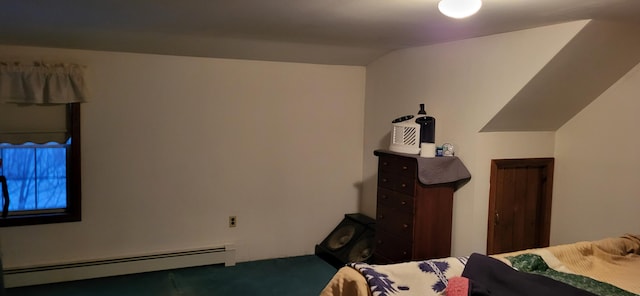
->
[6,255,338,296]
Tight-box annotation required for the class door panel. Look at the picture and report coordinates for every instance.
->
[487,158,554,255]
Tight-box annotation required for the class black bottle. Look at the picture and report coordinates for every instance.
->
[415,104,435,144]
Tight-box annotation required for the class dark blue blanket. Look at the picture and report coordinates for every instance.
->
[461,253,599,296]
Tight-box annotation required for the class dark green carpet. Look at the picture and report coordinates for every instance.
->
[6,255,338,296]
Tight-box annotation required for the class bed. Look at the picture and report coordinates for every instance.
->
[320,233,640,296]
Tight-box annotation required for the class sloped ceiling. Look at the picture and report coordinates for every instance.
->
[481,21,640,132]
[1,0,640,65]
[2,1,640,132]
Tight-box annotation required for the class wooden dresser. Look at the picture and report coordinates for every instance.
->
[373,150,456,264]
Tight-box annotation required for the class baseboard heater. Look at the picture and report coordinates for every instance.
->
[3,244,236,288]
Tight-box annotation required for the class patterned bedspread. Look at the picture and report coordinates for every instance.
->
[321,234,640,296]
[349,256,468,296]
[506,253,636,296]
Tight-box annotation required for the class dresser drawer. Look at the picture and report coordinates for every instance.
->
[378,172,414,195]
[377,187,414,214]
[375,229,412,262]
[378,155,416,179]
[376,206,414,241]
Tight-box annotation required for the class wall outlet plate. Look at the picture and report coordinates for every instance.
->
[229,216,237,227]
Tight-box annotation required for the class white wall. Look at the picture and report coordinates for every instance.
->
[552,62,640,244]
[363,21,589,256]
[0,45,366,268]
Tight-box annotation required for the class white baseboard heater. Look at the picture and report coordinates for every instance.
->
[3,244,236,288]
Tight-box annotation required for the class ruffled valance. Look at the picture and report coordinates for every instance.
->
[0,61,86,144]
[0,62,89,104]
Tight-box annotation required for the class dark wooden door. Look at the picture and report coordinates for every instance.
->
[487,158,554,255]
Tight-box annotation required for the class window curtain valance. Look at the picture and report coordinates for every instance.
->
[0,61,87,144]
[0,61,89,104]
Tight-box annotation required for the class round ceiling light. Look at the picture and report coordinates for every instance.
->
[438,0,482,19]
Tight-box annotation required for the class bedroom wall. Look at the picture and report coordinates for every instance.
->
[0,45,366,268]
[362,20,590,256]
[552,61,640,244]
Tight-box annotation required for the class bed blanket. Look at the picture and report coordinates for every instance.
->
[321,234,640,296]
[319,266,372,296]
[348,256,468,296]
[546,233,640,294]
[461,253,599,296]
[507,253,637,296]
[492,233,640,294]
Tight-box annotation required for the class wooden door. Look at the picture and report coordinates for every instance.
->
[487,158,554,255]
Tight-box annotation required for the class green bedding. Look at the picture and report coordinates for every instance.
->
[507,253,637,296]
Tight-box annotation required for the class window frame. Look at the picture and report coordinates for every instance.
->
[0,103,81,227]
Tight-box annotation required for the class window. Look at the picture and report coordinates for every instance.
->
[0,103,81,227]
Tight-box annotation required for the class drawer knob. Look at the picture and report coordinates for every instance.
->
[401,183,407,188]
[400,201,406,205]
[382,178,388,183]
[402,166,408,170]
[402,251,408,255]
[381,194,388,199]
[402,223,409,229]
[382,162,388,166]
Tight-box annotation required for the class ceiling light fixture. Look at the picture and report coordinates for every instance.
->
[438,0,482,19]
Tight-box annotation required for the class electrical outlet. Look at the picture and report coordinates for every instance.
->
[229,216,237,228]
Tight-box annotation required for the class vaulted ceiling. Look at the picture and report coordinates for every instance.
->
[1,0,640,65]
[2,1,640,132]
